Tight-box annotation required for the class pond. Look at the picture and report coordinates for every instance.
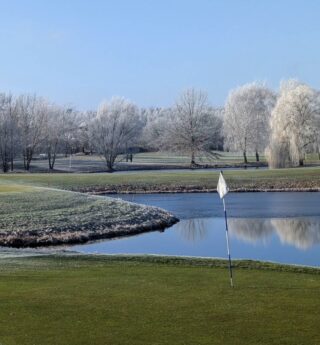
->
[72,192,320,267]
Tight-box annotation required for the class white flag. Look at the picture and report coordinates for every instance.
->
[217,172,229,199]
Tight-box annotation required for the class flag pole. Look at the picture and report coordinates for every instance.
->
[222,197,234,288]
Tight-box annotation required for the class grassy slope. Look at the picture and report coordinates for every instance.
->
[0,255,319,345]
[1,166,320,192]
[0,181,176,246]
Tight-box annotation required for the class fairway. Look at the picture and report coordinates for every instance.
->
[0,255,319,345]
[0,166,320,193]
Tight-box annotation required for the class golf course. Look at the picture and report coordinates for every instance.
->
[0,255,319,345]
[1,166,320,193]
[0,168,320,344]
[0,179,177,247]
[3,1,320,343]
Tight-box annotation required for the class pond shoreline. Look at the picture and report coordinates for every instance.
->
[0,215,178,248]
[2,254,320,272]
[0,184,179,248]
[90,187,320,194]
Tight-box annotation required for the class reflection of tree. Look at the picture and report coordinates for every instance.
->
[176,219,207,242]
[228,217,320,250]
[272,218,320,250]
[228,219,274,244]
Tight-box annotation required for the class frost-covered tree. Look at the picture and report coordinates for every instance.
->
[140,107,171,151]
[267,80,320,168]
[76,110,96,154]
[224,83,275,163]
[89,97,142,171]
[16,94,48,170]
[164,89,222,166]
[312,93,320,160]
[0,93,18,172]
[44,106,79,170]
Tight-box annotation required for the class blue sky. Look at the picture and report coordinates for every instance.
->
[0,0,319,109]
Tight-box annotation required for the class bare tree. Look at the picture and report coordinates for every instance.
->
[140,107,171,151]
[44,106,79,170]
[267,80,320,168]
[16,94,48,170]
[0,93,19,172]
[224,82,275,163]
[89,97,142,171]
[164,89,221,166]
[76,110,96,154]
[311,91,320,160]
[0,94,11,172]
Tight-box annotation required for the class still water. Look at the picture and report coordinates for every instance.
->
[73,193,320,267]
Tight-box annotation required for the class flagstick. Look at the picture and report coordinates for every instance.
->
[222,197,234,288]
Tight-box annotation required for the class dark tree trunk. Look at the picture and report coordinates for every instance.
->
[243,151,248,164]
[255,151,260,162]
[48,142,58,170]
[1,157,9,173]
[48,152,56,170]
[190,151,196,167]
[106,162,114,172]
[9,130,14,171]
[23,148,33,171]
[299,158,304,166]
[106,154,116,172]
[1,147,9,172]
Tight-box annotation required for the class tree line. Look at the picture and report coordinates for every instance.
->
[0,79,320,172]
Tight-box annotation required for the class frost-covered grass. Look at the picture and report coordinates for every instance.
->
[1,166,320,193]
[0,181,177,246]
[0,255,319,345]
[0,166,319,244]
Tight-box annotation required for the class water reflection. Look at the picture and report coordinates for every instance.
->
[176,219,208,242]
[228,219,272,244]
[229,217,320,249]
[73,216,320,266]
[272,218,320,249]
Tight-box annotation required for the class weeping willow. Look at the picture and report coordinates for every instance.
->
[266,81,319,168]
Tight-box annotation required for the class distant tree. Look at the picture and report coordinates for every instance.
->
[314,111,320,160]
[16,94,48,170]
[44,107,79,170]
[224,82,275,163]
[267,80,320,168]
[0,94,11,171]
[164,89,221,166]
[89,97,142,171]
[140,107,171,151]
[0,93,19,172]
[76,110,96,154]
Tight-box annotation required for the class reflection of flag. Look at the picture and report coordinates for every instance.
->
[217,172,229,199]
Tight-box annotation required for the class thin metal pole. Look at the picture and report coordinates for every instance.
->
[223,197,234,288]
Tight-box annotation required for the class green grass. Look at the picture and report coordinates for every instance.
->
[126,151,268,164]
[11,151,320,173]
[1,166,320,192]
[66,151,319,165]
[0,255,319,345]
[0,183,34,193]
